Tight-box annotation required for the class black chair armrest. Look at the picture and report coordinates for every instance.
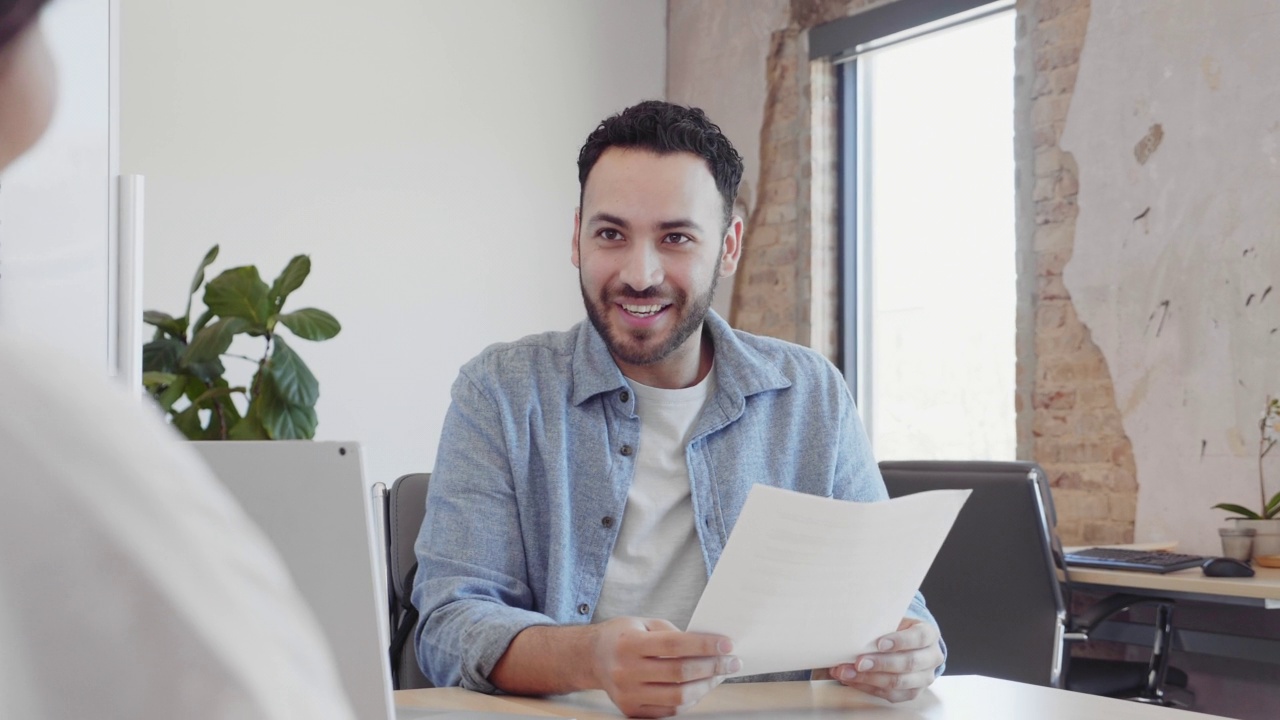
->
[1071,593,1175,636]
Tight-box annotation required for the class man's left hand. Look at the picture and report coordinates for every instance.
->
[827,618,943,703]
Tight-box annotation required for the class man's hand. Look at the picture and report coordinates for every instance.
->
[827,618,943,703]
[590,617,739,718]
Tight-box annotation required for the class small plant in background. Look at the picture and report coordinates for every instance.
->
[141,245,341,440]
[1212,395,1280,520]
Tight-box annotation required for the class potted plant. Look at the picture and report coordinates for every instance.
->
[140,245,341,440]
[1212,395,1280,562]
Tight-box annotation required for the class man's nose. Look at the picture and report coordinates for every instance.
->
[618,241,664,291]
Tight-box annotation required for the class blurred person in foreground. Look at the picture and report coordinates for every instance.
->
[0,2,354,717]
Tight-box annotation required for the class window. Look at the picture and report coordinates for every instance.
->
[820,1,1016,460]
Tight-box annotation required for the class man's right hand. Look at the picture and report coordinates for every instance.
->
[589,617,739,718]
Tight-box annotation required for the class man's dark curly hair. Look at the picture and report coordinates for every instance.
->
[0,0,49,54]
[577,100,744,228]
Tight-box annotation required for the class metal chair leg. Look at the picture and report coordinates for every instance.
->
[1134,603,1176,705]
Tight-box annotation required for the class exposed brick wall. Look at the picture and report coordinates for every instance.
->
[731,0,894,346]
[723,0,1136,545]
[1026,0,1136,545]
[731,29,806,342]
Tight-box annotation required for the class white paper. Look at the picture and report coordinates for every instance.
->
[686,485,970,678]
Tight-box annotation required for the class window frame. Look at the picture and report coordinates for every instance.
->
[817,0,1015,435]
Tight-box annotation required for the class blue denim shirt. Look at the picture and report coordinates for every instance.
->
[412,311,940,691]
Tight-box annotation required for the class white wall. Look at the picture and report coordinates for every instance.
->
[122,0,667,485]
[1062,0,1280,554]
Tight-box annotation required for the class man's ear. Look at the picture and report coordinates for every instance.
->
[718,216,744,277]
[571,207,582,269]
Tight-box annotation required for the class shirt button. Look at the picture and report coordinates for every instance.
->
[619,390,630,403]
[620,445,634,457]
[578,603,590,615]
[601,515,615,528]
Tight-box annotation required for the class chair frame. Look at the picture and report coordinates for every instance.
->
[880,460,1185,705]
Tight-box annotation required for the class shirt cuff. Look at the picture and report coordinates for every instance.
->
[457,606,559,694]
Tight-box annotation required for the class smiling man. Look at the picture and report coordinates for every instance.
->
[412,101,944,718]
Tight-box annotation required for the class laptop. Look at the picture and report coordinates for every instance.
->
[194,441,562,719]
[194,441,399,718]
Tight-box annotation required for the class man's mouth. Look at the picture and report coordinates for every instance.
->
[619,302,669,318]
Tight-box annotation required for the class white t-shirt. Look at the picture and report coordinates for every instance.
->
[0,333,354,719]
[593,368,715,630]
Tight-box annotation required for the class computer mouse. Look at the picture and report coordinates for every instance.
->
[1201,557,1255,578]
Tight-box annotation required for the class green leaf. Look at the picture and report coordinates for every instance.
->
[258,371,317,439]
[142,371,178,388]
[269,255,311,310]
[189,245,220,296]
[184,317,250,365]
[203,266,272,327]
[186,358,226,386]
[189,385,245,408]
[157,376,189,412]
[269,335,319,407]
[185,245,220,321]
[278,308,341,341]
[191,307,216,336]
[143,311,187,339]
[1212,503,1262,520]
[1264,491,1280,519]
[228,400,269,440]
[171,404,205,440]
[143,338,186,374]
[183,376,210,403]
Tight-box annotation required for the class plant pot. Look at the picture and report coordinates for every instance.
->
[1232,518,1280,559]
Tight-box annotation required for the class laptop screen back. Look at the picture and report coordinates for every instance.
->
[193,441,393,720]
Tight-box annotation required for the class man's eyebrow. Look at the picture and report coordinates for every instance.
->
[588,212,630,228]
[657,219,704,233]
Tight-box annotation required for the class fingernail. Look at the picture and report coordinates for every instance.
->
[728,657,742,673]
[857,658,874,672]
[878,638,894,652]
[718,639,734,654]
[838,667,857,681]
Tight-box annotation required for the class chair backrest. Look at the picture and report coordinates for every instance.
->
[387,472,432,690]
[880,460,1068,686]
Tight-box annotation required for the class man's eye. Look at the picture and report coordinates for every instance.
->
[599,229,622,241]
[664,234,690,244]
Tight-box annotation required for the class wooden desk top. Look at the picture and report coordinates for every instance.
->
[395,676,1229,719]
[1064,565,1280,608]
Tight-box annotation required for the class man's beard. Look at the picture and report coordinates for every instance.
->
[581,267,720,367]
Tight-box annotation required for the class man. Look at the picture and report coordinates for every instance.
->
[413,101,944,718]
[0,3,354,717]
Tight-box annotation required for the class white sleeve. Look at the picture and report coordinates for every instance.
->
[0,337,355,719]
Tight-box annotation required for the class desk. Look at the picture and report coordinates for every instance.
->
[1066,565,1280,610]
[1063,563,1280,665]
[395,676,1229,718]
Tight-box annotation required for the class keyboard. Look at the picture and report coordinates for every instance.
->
[1063,547,1208,573]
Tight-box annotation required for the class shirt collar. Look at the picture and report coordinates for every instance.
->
[569,309,791,407]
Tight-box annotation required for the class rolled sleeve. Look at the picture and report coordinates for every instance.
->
[417,594,555,692]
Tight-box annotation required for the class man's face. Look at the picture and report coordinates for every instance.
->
[573,148,741,377]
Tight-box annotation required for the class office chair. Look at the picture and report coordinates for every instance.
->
[385,472,433,690]
[880,460,1189,705]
